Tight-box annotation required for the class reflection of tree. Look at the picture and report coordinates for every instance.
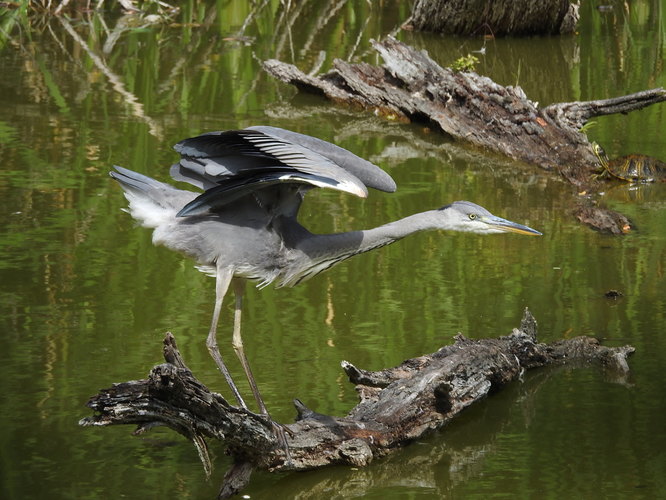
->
[59,16,163,139]
[581,0,664,95]
[13,1,403,125]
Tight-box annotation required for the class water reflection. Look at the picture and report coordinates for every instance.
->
[246,365,636,498]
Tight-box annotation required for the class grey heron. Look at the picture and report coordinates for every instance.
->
[110,125,541,425]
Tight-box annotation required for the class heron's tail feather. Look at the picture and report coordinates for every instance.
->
[110,166,195,228]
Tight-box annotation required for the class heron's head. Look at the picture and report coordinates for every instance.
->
[438,201,542,236]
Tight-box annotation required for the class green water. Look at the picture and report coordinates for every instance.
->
[1,1,665,498]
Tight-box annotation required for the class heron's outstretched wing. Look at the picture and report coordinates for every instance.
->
[247,126,397,193]
[171,127,396,216]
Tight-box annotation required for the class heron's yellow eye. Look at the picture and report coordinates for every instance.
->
[468,213,477,220]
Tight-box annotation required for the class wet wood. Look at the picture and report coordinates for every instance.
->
[262,36,666,234]
[80,310,634,497]
[409,0,579,36]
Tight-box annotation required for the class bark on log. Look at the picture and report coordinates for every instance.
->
[410,0,580,36]
[262,36,666,234]
[80,309,634,497]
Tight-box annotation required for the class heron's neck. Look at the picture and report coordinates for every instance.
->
[278,210,445,287]
[301,210,443,259]
[360,209,444,248]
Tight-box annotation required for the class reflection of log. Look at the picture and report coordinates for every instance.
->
[80,310,633,497]
[262,36,666,234]
[253,362,609,498]
[409,0,580,36]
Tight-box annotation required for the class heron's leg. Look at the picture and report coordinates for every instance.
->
[231,278,268,415]
[207,268,248,409]
[231,279,292,462]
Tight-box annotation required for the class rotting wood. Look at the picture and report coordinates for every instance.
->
[262,36,666,235]
[80,309,634,497]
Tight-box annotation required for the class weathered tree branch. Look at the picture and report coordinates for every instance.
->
[262,36,666,234]
[543,89,666,130]
[80,310,633,496]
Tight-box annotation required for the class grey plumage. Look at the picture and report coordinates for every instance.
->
[110,126,541,434]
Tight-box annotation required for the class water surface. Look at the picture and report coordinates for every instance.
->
[1,1,665,498]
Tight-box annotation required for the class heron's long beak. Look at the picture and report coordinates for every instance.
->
[485,216,543,236]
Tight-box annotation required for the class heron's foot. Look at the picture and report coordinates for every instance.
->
[250,412,293,465]
[271,420,293,466]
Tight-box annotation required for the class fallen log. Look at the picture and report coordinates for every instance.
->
[80,309,633,497]
[409,0,580,36]
[262,36,666,234]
